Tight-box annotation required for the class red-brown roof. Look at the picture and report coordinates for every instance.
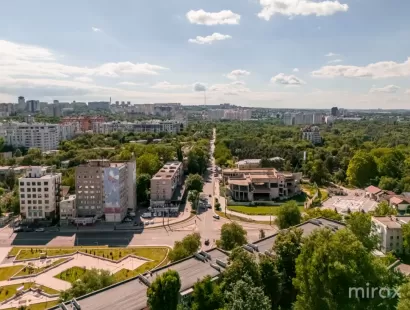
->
[365,185,382,194]
[390,196,409,205]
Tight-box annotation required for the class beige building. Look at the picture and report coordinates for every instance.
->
[150,161,183,211]
[222,168,301,201]
[75,159,136,223]
[236,159,261,170]
[18,166,61,220]
[60,195,76,223]
[372,216,410,253]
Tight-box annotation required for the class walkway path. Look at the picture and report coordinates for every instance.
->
[0,252,147,291]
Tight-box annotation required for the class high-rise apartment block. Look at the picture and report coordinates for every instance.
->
[301,126,322,144]
[150,161,183,212]
[75,159,136,223]
[18,166,61,220]
[207,109,251,120]
[283,112,323,126]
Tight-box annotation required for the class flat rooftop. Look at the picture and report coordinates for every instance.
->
[153,161,182,179]
[373,216,410,228]
[77,277,148,310]
[254,217,345,253]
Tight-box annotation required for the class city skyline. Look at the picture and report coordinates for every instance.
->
[0,0,409,109]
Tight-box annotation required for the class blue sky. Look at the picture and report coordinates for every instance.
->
[0,0,409,108]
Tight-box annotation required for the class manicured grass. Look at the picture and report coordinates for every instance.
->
[15,258,68,277]
[10,246,168,262]
[0,283,59,302]
[10,246,108,260]
[2,300,59,310]
[55,266,88,284]
[0,265,24,280]
[228,205,305,216]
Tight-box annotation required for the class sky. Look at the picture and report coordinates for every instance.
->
[0,0,409,109]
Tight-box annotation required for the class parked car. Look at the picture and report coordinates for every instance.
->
[144,221,150,226]
[204,239,210,246]
[35,228,45,232]
[213,215,220,220]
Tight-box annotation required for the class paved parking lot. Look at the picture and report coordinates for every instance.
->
[323,189,378,213]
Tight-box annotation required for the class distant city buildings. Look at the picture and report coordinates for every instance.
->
[331,107,339,117]
[61,116,106,133]
[92,120,185,135]
[150,161,184,214]
[75,159,136,223]
[18,166,62,220]
[207,109,252,120]
[88,101,111,111]
[283,112,323,126]
[301,125,322,145]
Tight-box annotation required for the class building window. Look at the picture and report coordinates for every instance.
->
[21,194,25,198]
[390,236,394,240]
[37,182,41,186]
[20,188,24,192]
[45,188,48,192]
[20,182,24,186]
[397,236,400,240]
[45,200,49,204]
[28,200,31,204]
[44,182,48,185]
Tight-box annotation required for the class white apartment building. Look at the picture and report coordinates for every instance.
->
[0,122,60,151]
[207,109,252,121]
[372,216,410,253]
[283,112,323,126]
[150,161,183,212]
[18,166,61,220]
[301,126,322,144]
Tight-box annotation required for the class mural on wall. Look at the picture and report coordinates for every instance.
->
[104,167,120,214]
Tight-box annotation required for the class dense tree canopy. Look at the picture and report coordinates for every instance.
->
[275,200,301,229]
[147,270,181,310]
[217,222,247,251]
[169,233,201,262]
[185,174,204,192]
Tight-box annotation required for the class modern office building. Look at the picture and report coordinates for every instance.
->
[150,161,183,213]
[18,166,61,220]
[222,168,302,202]
[75,159,136,223]
[331,107,339,116]
[301,125,322,144]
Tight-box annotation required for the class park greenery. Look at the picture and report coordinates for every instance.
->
[214,120,410,191]
[59,268,114,301]
[216,222,247,251]
[275,201,302,229]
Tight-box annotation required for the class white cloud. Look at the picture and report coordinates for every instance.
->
[151,81,189,90]
[0,40,168,79]
[193,82,207,92]
[74,76,94,83]
[271,73,305,85]
[117,82,148,86]
[188,33,232,45]
[293,68,299,72]
[325,52,340,57]
[209,81,250,95]
[328,59,342,64]
[186,9,240,25]
[92,27,101,32]
[312,57,410,79]
[369,85,400,94]
[225,69,251,80]
[258,0,348,20]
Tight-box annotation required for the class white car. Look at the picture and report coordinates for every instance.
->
[35,228,45,232]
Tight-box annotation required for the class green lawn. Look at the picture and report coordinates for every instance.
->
[228,205,305,216]
[55,266,88,284]
[2,300,59,310]
[215,211,271,225]
[10,246,168,262]
[15,258,68,277]
[0,283,59,303]
[0,265,24,280]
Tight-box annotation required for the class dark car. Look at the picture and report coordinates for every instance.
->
[204,239,210,246]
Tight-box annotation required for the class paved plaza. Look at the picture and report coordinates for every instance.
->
[322,189,378,213]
